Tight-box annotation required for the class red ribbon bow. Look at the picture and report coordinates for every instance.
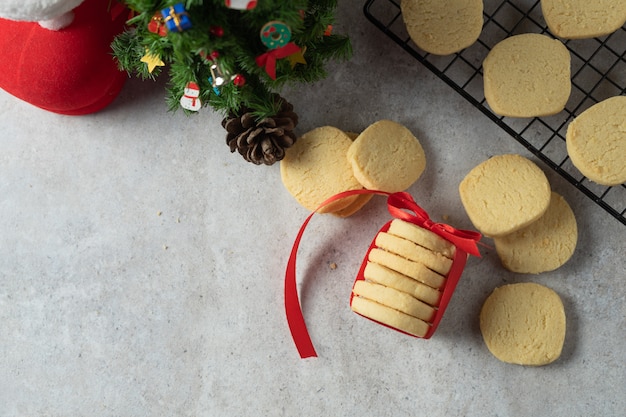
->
[386,192,482,257]
[255,43,301,80]
[284,190,482,359]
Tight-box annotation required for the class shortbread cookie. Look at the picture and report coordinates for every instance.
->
[566,96,626,186]
[368,248,446,289]
[351,296,430,337]
[280,126,363,213]
[483,33,571,117]
[480,283,566,366]
[344,131,359,141]
[459,154,551,237]
[494,192,578,274]
[375,232,452,275]
[347,120,426,192]
[364,262,442,307]
[541,0,626,39]
[332,194,373,218]
[401,0,484,55]
[352,280,436,322]
[387,219,456,259]
[313,128,369,217]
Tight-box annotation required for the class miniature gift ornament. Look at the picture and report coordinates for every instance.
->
[160,3,191,33]
[225,0,258,10]
[180,81,202,111]
[148,12,167,36]
[284,190,482,358]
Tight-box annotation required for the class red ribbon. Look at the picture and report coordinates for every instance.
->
[284,190,482,359]
[255,43,301,80]
[386,192,482,257]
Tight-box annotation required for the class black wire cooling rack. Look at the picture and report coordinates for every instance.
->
[363,0,626,226]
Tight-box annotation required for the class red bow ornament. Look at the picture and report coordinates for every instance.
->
[255,43,301,80]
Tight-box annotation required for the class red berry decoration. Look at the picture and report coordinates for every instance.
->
[232,74,246,87]
[210,26,224,37]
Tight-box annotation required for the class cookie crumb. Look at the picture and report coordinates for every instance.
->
[329,262,337,270]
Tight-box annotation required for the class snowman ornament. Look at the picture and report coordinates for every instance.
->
[180,81,202,111]
[225,0,258,10]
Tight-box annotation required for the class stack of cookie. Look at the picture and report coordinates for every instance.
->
[350,218,456,338]
[459,153,578,274]
[280,120,426,216]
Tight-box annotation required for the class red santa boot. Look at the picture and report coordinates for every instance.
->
[0,0,128,115]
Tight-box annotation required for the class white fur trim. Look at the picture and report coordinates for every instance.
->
[38,11,75,30]
[0,0,84,22]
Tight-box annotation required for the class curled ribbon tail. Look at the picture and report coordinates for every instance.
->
[285,211,318,359]
[284,190,376,358]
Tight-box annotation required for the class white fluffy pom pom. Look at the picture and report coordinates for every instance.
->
[0,0,84,26]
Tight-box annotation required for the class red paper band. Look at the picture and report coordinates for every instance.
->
[285,190,482,358]
[424,246,467,337]
[255,43,301,80]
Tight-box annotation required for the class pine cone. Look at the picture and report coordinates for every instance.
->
[222,97,298,165]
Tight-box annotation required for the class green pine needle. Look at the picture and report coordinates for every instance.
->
[112,0,351,119]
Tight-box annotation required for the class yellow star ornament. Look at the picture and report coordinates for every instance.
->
[288,46,307,68]
[141,48,165,73]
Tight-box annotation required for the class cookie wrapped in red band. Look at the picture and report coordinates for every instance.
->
[284,190,481,359]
